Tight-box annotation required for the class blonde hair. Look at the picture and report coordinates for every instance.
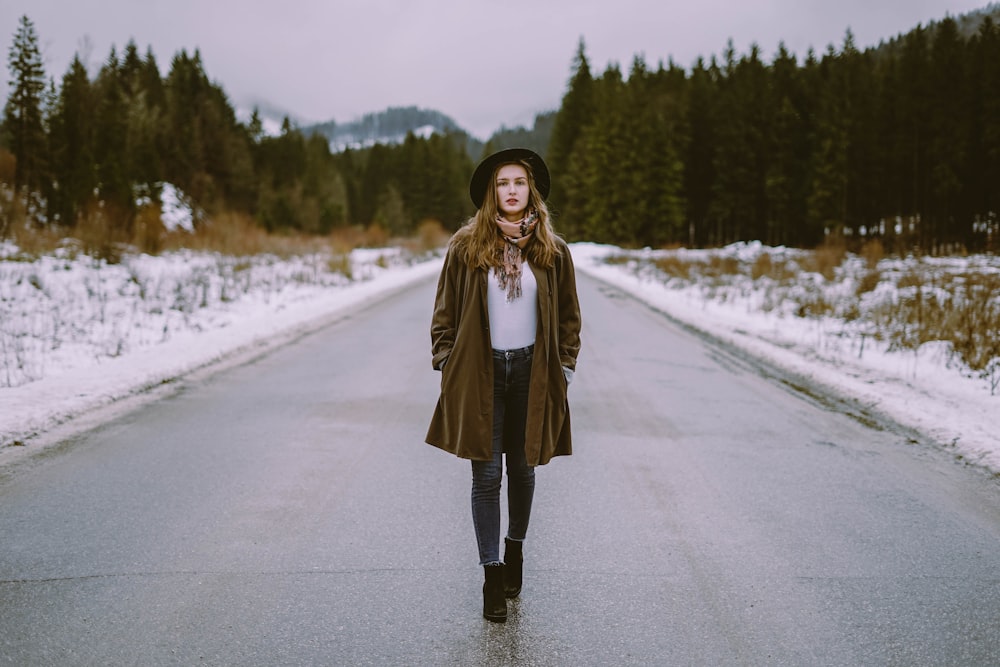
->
[456,159,560,270]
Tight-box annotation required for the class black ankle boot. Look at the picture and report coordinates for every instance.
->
[483,564,507,623]
[503,538,523,599]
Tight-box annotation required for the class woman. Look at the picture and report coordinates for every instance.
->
[425,147,582,623]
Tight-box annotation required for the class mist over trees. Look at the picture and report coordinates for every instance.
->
[2,9,999,253]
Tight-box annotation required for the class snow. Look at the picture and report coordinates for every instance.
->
[1,241,997,476]
[0,245,441,449]
[159,183,195,232]
[570,242,1000,475]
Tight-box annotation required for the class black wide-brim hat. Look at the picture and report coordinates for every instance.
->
[469,147,550,209]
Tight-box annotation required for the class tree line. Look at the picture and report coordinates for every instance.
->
[0,15,473,244]
[3,11,999,253]
[550,12,1000,252]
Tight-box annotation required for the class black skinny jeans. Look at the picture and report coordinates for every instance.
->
[470,345,536,565]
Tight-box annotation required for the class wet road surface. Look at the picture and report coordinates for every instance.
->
[1,269,999,665]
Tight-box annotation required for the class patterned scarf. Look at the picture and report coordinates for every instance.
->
[495,209,539,301]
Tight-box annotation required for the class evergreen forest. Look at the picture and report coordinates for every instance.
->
[2,8,999,254]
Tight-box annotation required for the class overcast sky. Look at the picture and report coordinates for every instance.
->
[1,0,989,139]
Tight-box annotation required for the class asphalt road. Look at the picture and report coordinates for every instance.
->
[1,270,999,666]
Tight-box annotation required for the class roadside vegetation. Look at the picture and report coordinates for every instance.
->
[0,213,450,389]
[604,239,1000,394]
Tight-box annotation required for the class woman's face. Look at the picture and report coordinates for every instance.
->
[495,163,530,221]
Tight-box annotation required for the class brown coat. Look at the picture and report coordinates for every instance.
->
[425,231,582,465]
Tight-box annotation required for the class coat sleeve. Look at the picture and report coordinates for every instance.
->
[556,241,582,371]
[430,241,461,370]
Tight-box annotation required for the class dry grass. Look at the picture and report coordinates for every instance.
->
[4,220,64,259]
[653,255,693,280]
[859,239,885,269]
[801,238,848,280]
[750,253,800,283]
[414,219,452,252]
[608,242,1000,386]
[2,204,435,263]
[855,269,882,295]
[873,269,1000,376]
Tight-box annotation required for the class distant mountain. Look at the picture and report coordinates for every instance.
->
[479,111,556,160]
[303,106,465,151]
[299,104,557,165]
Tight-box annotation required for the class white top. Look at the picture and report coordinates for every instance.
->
[487,261,538,350]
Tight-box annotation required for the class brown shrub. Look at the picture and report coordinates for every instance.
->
[895,269,925,290]
[707,254,740,277]
[327,253,352,279]
[945,273,1000,372]
[363,223,389,248]
[0,148,16,184]
[414,219,451,251]
[133,204,165,255]
[328,226,368,254]
[162,211,265,256]
[654,255,693,280]
[751,252,772,280]
[160,211,346,258]
[805,239,847,281]
[795,295,836,318]
[75,202,132,263]
[860,239,885,269]
[6,219,63,257]
[856,269,882,295]
[751,252,798,283]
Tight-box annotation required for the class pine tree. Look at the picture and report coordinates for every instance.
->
[622,57,686,246]
[117,45,165,197]
[549,39,594,170]
[333,147,361,224]
[735,43,772,243]
[163,50,206,198]
[840,33,881,239]
[897,25,932,243]
[302,132,347,233]
[806,43,850,239]
[766,43,817,246]
[92,46,132,219]
[709,41,771,244]
[684,57,719,246]
[2,15,48,194]
[790,48,825,246]
[357,143,391,225]
[547,38,595,235]
[374,183,408,236]
[968,17,1000,249]
[248,107,264,143]
[927,17,968,249]
[872,42,905,247]
[49,56,96,226]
